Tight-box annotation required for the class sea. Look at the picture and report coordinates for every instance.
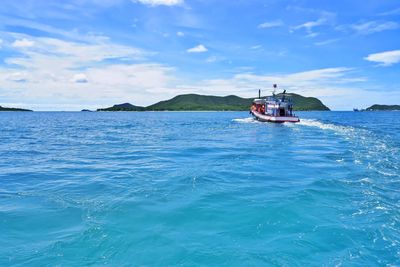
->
[0,111,399,266]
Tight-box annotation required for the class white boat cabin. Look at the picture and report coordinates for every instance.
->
[251,95,295,117]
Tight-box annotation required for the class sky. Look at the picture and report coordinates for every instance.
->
[0,0,399,110]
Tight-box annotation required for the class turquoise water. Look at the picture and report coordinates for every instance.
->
[1,111,399,266]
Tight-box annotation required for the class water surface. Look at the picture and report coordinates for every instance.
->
[1,111,399,266]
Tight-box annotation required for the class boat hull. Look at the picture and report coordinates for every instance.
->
[251,111,300,123]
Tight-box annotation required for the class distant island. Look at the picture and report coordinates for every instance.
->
[97,103,145,111]
[366,104,400,111]
[97,93,330,111]
[0,105,32,111]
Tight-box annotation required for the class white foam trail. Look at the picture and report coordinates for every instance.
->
[297,119,355,134]
[299,120,400,180]
[232,117,259,124]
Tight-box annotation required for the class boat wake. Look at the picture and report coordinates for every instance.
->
[234,115,400,251]
[298,119,399,176]
[233,118,353,131]
[296,119,355,134]
[232,117,259,124]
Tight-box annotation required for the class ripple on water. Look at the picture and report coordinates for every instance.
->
[1,111,400,265]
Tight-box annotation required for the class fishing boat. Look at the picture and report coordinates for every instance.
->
[250,85,300,123]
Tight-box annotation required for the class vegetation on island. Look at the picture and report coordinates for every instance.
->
[366,104,400,111]
[0,105,32,111]
[97,103,145,111]
[276,93,330,111]
[97,93,330,111]
[146,94,251,111]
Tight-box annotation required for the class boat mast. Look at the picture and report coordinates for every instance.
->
[281,90,286,102]
[272,84,277,96]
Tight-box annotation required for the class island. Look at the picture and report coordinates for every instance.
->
[97,103,145,111]
[366,104,400,111]
[0,105,32,111]
[146,94,251,111]
[97,93,330,111]
[275,93,329,111]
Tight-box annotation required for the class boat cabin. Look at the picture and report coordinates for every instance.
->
[265,95,294,117]
[251,95,294,117]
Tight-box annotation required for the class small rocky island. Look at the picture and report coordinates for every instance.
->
[0,105,32,111]
[366,104,400,111]
[96,93,330,111]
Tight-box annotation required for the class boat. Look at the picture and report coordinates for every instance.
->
[250,85,300,123]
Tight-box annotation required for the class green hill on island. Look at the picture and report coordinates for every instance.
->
[97,103,145,111]
[0,105,32,111]
[366,104,400,111]
[275,93,329,111]
[97,93,330,111]
[146,94,251,111]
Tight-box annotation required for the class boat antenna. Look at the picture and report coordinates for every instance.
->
[281,90,286,102]
[258,89,261,99]
[272,84,277,96]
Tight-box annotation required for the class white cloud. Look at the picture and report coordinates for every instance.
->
[3,17,113,44]
[314,39,339,46]
[306,32,319,38]
[175,67,366,108]
[0,39,3,48]
[379,8,400,16]
[133,0,183,6]
[7,72,28,82]
[250,45,262,50]
[351,21,399,35]
[364,50,400,66]
[230,68,354,87]
[72,73,88,83]
[336,21,400,35]
[292,12,334,37]
[294,19,325,30]
[12,38,34,48]
[0,32,172,110]
[0,30,391,111]
[187,44,207,53]
[176,31,184,37]
[4,35,146,70]
[0,35,384,111]
[206,56,218,63]
[258,20,283,29]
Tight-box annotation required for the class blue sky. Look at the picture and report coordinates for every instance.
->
[0,0,399,110]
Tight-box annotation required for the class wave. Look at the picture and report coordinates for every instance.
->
[287,118,400,181]
[234,118,399,171]
[233,117,356,133]
[297,119,356,134]
[232,117,260,124]
[234,115,400,257]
